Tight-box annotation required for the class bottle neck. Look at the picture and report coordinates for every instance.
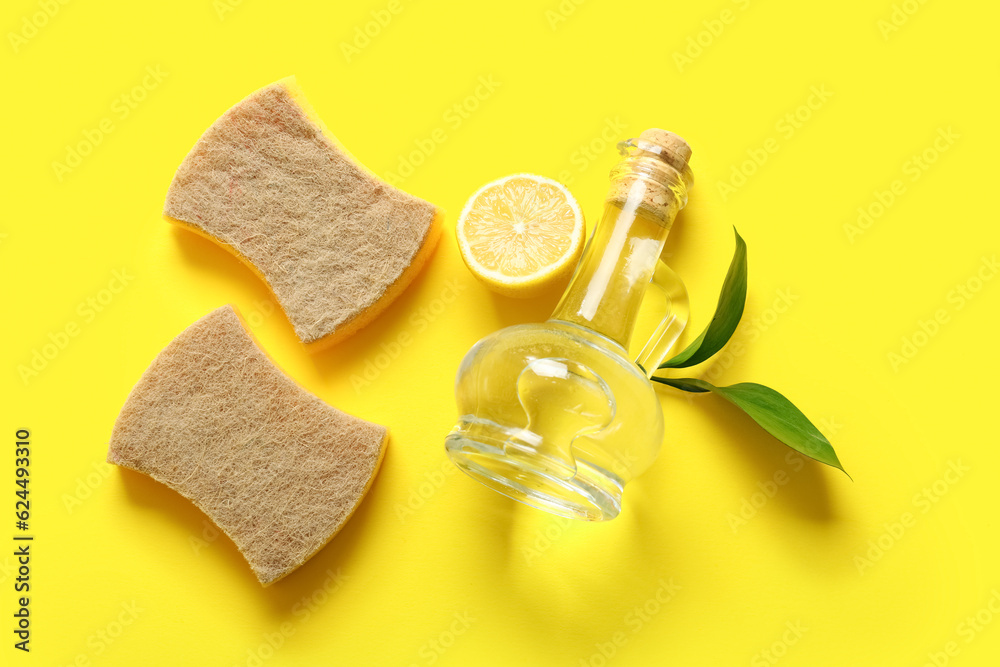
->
[551,190,676,349]
[551,129,692,351]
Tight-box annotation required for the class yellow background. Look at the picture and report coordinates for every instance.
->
[3,0,999,665]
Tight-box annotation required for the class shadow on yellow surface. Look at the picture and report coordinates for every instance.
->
[662,389,837,527]
[487,282,566,326]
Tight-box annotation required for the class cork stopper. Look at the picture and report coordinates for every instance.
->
[607,128,694,221]
[637,129,692,174]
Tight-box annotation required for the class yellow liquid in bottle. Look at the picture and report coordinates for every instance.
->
[449,318,666,519]
[553,199,673,349]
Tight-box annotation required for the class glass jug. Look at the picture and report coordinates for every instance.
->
[446,129,694,521]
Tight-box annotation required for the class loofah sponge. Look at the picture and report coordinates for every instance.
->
[164,78,442,349]
[108,305,388,585]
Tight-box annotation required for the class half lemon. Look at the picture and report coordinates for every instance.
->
[456,173,585,298]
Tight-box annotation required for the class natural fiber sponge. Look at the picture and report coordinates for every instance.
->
[164,78,442,349]
[108,305,388,585]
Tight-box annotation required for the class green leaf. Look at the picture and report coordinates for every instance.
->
[659,227,747,369]
[652,377,849,477]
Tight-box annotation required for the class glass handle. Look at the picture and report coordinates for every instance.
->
[635,261,689,379]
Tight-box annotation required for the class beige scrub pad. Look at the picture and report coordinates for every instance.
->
[108,305,388,586]
[163,78,443,350]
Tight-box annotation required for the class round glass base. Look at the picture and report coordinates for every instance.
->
[445,433,622,521]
